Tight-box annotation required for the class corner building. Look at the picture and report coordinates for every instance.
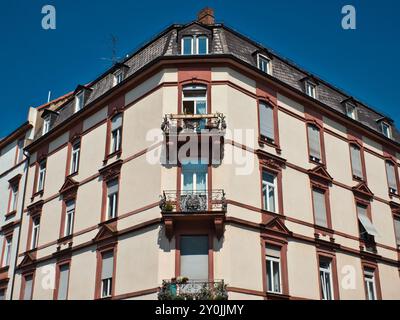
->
[11,9,400,300]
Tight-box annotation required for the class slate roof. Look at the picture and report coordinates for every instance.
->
[33,20,400,145]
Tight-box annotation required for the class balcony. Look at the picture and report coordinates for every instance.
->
[158,279,228,300]
[160,190,227,240]
[161,113,226,134]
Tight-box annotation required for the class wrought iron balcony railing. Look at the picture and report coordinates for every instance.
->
[161,113,226,134]
[158,279,228,300]
[159,190,226,213]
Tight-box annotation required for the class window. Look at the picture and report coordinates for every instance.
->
[394,218,400,246]
[197,36,208,54]
[10,182,19,212]
[22,274,33,300]
[357,204,378,241]
[30,216,40,250]
[113,70,124,86]
[262,171,277,213]
[56,264,70,300]
[312,188,328,228]
[110,114,122,154]
[42,116,51,135]
[107,179,119,220]
[265,245,282,294]
[258,55,271,74]
[350,144,363,180]
[182,85,207,130]
[75,91,84,113]
[380,122,391,138]
[307,124,322,163]
[364,269,377,300]
[305,81,316,98]
[319,259,334,300]
[385,161,398,194]
[182,36,193,55]
[180,236,209,280]
[17,138,24,163]
[37,160,47,192]
[0,288,5,300]
[101,251,114,298]
[346,103,357,120]
[2,237,12,267]
[64,200,75,237]
[182,161,208,192]
[259,102,275,142]
[70,141,81,175]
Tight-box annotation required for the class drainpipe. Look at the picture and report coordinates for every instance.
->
[9,149,30,300]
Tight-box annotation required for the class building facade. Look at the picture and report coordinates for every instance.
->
[3,8,400,300]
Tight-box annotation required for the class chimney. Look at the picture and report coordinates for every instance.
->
[197,7,215,25]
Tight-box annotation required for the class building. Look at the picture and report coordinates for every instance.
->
[4,8,400,300]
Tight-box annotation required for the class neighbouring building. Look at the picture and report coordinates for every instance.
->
[3,8,400,300]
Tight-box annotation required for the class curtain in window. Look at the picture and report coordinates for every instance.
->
[313,189,328,227]
[350,145,363,178]
[308,125,321,159]
[259,102,274,140]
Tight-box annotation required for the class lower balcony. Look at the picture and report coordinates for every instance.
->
[158,279,228,300]
[159,190,227,240]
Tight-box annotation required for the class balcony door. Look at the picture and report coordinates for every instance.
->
[181,161,208,212]
[180,235,209,281]
[182,84,207,130]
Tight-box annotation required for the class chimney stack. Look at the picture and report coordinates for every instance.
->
[197,7,215,25]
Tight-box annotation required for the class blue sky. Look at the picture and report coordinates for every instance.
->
[0,0,399,138]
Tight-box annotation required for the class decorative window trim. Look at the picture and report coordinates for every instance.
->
[6,174,22,216]
[361,261,382,300]
[316,249,340,300]
[99,160,122,223]
[53,257,71,300]
[181,35,209,55]
[257,98,280,152]
[310,183,333,234]
[19,271,36,300]
[66,138,81,177]
[94,244,117,300]
[349,141,367,183]
[305,120,326,165]
[26,201,43,252]
[104,108,124,164]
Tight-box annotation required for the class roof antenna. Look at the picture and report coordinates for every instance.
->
[100,34,121,65]
[47,90,52,103]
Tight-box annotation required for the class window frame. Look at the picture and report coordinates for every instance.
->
[54,261,71,300]
[113,70,124,87]
[74,91,84,113]
[37,160,47,193]
[306,122,325,164]
[42,115,51,135]
[196,35,209,55]
[95,247,116,300]
[181,36,194,55]
[349,143,365,182]
[106,179,119,220]
[265,254,282,294]
[311,186,331,230]
[8,181,19,213]
[20,272,35,300]
[257,54,271,74]
[319,259,334,300]
[363,268,377,300]
[262,170,278,213]
[64,200,75,238]
[305,81,317,98]
[345,103,357,120]
[1,235,13,268]
[385,160,399,195]
[30,216,41,250]
[69,140,81,175]
[380,121,392,139]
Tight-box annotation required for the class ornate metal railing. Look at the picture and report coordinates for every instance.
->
[161,113,226,134]
[159,190,226,213]
[158,279,228,300]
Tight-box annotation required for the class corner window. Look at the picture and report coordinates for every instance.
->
[42,116,51,135]
[380,121,391,138]
[75,91,84,113]
[258,54,271,74]
[385,161,398,195]
[305,81,316,98]
[70,140,81,175]
[107,179,119,220]
[101,251,114,298]
[113,70,124,86]
[364,269,377,300]
[110,114,122,154]
[37,160,47,192]
[30,216,40,250]
[262,171,277,213]
[319,259,333,300]
[265,245,282,294]
[346,103,357,120]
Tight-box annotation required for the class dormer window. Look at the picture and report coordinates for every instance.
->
[75,91,84,113]
[257,54,271,74]
[42,115,51,135]
[181,35,208,55]
[380,121,392,138]
[305,81,316,98]
[113,70,124,87]
[346,103,357,120]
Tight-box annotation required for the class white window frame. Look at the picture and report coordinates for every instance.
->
[70,141,80,175]
[10,183,19,212]
[111,127,122,154]
[101,278,112,298]
[182,85,207,115]
[319,260,334,300]
[364,269,377,300]
[262,171,277,213]
[107,181,118,220]
[2,237,12,267]
[380,121,392,139]
[257,54,271,75]
[113,70,123,86]
[196,36,209,54]
[181,36,194,55]
[266,255,282,294]
[346,103,357,120]
[42,116,51,135]
[74,91,84,113]
[31,217,40,250]
[64,201,75,237]
[305,81,316,98]
[181,160,208,193]
[37,161,46,192]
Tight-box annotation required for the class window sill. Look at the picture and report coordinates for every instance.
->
[57,234,73,245]
[314,225,334,237]
[309,157,323,166]
[266,292,290,300]
[258,137,281,154]
[352,175,365,183]
[4,210,17,220]
[389,191,399,199]
[31,190,44,201]
[66,171,79,179]
[103,150,122,164]
[99,216,118,226]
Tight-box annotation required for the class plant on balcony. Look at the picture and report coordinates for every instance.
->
[163,201,174,212]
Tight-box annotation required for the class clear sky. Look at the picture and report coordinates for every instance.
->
[0,0,399,138]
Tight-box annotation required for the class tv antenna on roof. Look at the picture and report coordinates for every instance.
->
[100,34,121,65]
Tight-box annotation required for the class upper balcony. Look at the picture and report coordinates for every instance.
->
[161,113,226,135]
[159,189,227,240]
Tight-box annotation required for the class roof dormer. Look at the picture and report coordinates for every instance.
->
[300,75,319,99]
